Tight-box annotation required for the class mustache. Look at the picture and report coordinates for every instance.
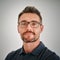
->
[23,31,35,35]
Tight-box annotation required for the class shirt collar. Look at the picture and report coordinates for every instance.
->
[19,41,45,55]
[31,41,45,55]
[19,47,24,55]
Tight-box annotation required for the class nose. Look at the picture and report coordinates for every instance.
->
[26,24,32,31]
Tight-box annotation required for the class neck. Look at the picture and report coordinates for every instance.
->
[23,40,40,53]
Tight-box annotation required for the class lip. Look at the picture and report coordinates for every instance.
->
[23,32,34,40]
[25,32,33,35]
[23,31,35,36]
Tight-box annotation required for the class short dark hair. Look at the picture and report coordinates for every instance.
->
[18,6,42,24]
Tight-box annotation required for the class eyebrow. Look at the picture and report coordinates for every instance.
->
[20,20,40,23]
[20,20,27,22]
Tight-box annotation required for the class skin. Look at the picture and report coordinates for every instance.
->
[18,13,44,53]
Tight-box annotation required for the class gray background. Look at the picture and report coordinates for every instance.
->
[0,0,60,60]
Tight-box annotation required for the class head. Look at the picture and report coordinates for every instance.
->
[18,6,44,43]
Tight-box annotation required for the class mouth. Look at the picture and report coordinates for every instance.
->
[21,31,38,43]
[23,31,35,35]
[22,32,35,41]
[23,32,34,38]
[24,32,34,35]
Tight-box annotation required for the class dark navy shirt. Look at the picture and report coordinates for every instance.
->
[5,42,60,60]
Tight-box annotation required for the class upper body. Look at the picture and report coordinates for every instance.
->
[5,6,60,60]
[5,42,60,60]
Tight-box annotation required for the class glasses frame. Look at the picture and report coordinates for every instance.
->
[18,21,42,28]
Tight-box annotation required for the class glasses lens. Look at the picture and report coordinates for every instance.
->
[20,21,27,28]
[30,21,40,28]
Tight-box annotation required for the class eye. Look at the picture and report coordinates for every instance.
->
[21,22,27,25]
[31,22,37,26]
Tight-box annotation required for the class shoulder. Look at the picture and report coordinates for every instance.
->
[43,47,60,60]
[46,52,60,60]
[5,48,22,60]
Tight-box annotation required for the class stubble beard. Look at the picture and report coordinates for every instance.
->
[22,37,39,43]
[21,32,40,43]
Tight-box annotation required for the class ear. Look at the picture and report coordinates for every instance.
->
[40,25,44,33]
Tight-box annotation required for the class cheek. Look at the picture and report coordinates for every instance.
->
[34,28,41,35]
[18,27,22,34]
[18,27,26,34]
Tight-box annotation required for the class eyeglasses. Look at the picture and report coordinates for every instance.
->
[18,21,42,28]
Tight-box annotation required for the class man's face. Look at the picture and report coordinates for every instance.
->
[18,13,43,43]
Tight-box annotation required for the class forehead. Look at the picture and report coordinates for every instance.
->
[19,13,40,22]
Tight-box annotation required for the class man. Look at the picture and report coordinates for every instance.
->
[5,6,60,60]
